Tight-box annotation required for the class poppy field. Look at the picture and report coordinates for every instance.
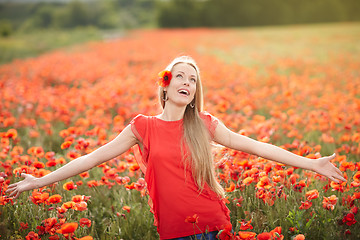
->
[1,23,360,240]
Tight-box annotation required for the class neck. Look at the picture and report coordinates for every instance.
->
[160,103,187,121]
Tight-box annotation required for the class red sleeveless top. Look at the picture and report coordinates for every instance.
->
[130,112,231,239]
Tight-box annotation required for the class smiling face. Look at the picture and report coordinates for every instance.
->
[164,63,198,107]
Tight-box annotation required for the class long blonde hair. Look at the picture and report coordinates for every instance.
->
[159,56,225,198]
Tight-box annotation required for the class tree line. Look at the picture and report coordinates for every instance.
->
[158,0,360,27]
[0,0,359,37]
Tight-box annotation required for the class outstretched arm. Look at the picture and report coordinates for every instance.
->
[213,120,346,183]
[6,125,138,199]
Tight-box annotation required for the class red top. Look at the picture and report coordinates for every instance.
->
[130,112,231,239]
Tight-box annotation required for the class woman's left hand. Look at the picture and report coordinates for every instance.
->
[312,153,347,183]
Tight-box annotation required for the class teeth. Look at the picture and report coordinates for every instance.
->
[178,90,189,95]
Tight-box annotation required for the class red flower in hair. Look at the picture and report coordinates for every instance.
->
[158,70,172,87]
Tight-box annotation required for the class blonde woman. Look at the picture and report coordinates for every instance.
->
[7,56,346,240]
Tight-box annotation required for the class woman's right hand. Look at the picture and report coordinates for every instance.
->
[5,173,38,199]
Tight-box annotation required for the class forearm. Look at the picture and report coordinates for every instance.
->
[35,155,94,188]
[255,142,314,171]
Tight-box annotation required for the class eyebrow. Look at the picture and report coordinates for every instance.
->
[177,71,197,78]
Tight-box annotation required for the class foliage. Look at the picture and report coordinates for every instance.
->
[0,27,103,65]
[157,0,360,28]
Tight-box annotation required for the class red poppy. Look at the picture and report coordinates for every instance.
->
[76,237,93,240]
[6,129,17,139]
[33,161,45,169]
[185,214,199,224]
[239,219,253,231]
[30,190,49,205]
[257,232,272,240]
[48,235,60,240]
[217,224,233,240]
[158,70,172,87]
[19,222,29,231]
[293,234,305,240]
[48,194,62,204]
[72,195,84,203]
[322,195,338,210]
[342,213,357,226]
[62,201,76,209]
[79,171,90,178]
[270,226,283,240]
[26,231,40,240]
[74,201,88,211]
[299,200,312,210]
[305,189,319,200]
[79,218,91,227]
[61,141,73,149]
[238,231,256,240]
[63,181,77,191]
[56,222,78,234]
[122,205,131,213]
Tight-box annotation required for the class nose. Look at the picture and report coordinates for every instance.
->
[183,79,190,86]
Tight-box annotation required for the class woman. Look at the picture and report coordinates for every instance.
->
[6,56,346,240]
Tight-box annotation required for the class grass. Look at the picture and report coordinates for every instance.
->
[0,27,112,65]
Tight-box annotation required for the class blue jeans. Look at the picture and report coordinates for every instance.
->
[170,231,218,240]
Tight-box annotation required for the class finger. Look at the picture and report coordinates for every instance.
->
[337,175,347,182]
[7,183,18,189]
[14,191,20,200]
[334,166,343,176]
[5,187,15,193]
[6,185,16,192]
[328,153,336,161]
[329,176,338,183]
[8,189,17,198]
[20,173,28,178]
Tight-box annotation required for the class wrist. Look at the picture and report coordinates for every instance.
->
[306,158,316,172]
[34,178,42,189]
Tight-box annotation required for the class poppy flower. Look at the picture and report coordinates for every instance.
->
[72,195,84,203]
[48,194,62,204]
[74,201,88,211]
[33,161,45,169]
[257,232,272,240]
[157,70,172,87]
[63,181,77,191]
[79,171,90,178]
[299,201,312,210]
[122,205,131,213]
[322,195,338,210]
[342,213,357,226]
[6,129,17,139]
[30,190,49,205]
[226,181,235,192]
[239,219,253,230]
[19,222,29,231]
[48,235,60,240]
[56,222,78,234]
[305,189,319,200]
[293,234,305,240]
[76,237,93,240]
[216,224,233,240]
[79,218,91,227]
[185,214,199,224]
[62,201,75,209]
[26,231,40,240]
[270,226,283,240]
[238,231,256,240]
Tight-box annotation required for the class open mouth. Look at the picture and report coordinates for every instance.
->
[178,89,190,96]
